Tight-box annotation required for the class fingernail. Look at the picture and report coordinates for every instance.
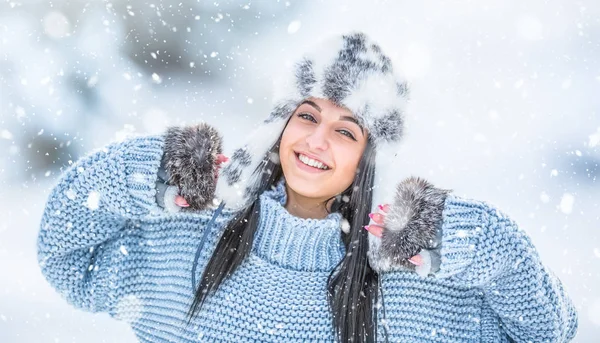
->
[175,196,189,207]
[378,204,384,211]
[218,154,229,161]
[378,204,390,213]
[408,255,422,266]
[368,213,374,219]
[363,225,370,231]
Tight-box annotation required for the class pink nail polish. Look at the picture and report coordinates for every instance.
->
[378,204,384,210]
[408,258,419,266]
[175,197,189,207]
[368,213,374,219]
[363,225,370,231]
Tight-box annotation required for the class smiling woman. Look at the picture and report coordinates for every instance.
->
[37,31,578,343]
[280,97,368,219]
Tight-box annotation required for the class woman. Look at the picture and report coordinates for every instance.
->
[37,32,578,342]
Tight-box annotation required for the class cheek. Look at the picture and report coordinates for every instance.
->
[332,146,363,183]
[279,125,294,153]
[279,123,301,164]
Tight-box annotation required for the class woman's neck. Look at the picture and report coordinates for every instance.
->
[284,184,333,219]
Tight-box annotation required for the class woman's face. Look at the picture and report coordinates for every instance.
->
[279,97,368,202]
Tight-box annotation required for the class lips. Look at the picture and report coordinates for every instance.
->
[293,152,332,174]
[294,151,331,169]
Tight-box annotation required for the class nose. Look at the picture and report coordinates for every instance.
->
[305,126,329,151]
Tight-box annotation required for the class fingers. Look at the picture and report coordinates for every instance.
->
[369,204,389,225]
[378,204,390,213]
[368,212,384,225]
[175,195,190,207]
[216,154,229,165]
[408,254,423,266]
[363,224,383,238]
[367,202,426,271]
[214,154,229,180]
[365,203,390,238]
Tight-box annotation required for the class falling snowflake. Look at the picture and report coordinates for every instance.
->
[151,73,162,84]
[558,194,574,214]
[340,218,350,234]
[86,191,100,210]
[0,130,13,140]
[287,20,301,34]
[66,188,77,200]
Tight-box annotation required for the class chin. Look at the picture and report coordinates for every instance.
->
[285,176,329,199]
[288,173,353,202]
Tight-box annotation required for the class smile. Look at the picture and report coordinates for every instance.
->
[294,152,331,172]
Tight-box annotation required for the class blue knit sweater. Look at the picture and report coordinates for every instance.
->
[37,134,578,342]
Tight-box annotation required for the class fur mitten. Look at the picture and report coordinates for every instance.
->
[368,176,451,276]
[155,123,223,212]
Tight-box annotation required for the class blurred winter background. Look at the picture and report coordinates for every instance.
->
[0,0,598,341]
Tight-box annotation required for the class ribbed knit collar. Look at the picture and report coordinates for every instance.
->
[252,177,346,272]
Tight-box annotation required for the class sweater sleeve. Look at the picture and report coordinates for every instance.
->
[37,134,166,313]
[435,196,579,342]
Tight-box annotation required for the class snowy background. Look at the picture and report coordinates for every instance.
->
[1,0,599,342]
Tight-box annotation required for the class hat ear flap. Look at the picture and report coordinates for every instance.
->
[215,112,292,211]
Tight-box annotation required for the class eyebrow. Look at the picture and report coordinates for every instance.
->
[302,100,322,112]
[339,116,365,136]
[300,100,365,136]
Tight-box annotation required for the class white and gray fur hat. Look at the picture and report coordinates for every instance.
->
[216,31,410,218]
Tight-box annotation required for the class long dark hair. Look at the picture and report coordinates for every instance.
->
[186,127,380,342]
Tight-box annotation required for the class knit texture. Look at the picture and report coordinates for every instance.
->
[37,134,578,342]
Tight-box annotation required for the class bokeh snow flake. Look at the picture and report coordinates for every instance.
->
[340,218,350,234]
[1,130,14,140]
[151,73,162,84]
[114,294,144,324]
[43,11,71,39]
[287,20,301,34]
[539,191,550,203]
[86,191,101,210]
[558,194,575,214]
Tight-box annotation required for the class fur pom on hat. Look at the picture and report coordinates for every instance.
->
[216,31,410,216]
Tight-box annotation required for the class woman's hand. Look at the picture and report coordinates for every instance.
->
[174,153,229,208]
[364,204,424,267]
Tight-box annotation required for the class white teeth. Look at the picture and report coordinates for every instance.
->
[298,154,328,170]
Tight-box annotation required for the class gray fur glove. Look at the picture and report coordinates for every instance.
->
[367,176,452,276]
[155,123,224,212]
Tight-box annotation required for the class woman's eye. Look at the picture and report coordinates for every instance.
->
[297,113,357,141]
[298,113,317,123]
[338,129,357,141]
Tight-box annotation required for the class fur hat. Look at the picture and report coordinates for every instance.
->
[216,31,410,217]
